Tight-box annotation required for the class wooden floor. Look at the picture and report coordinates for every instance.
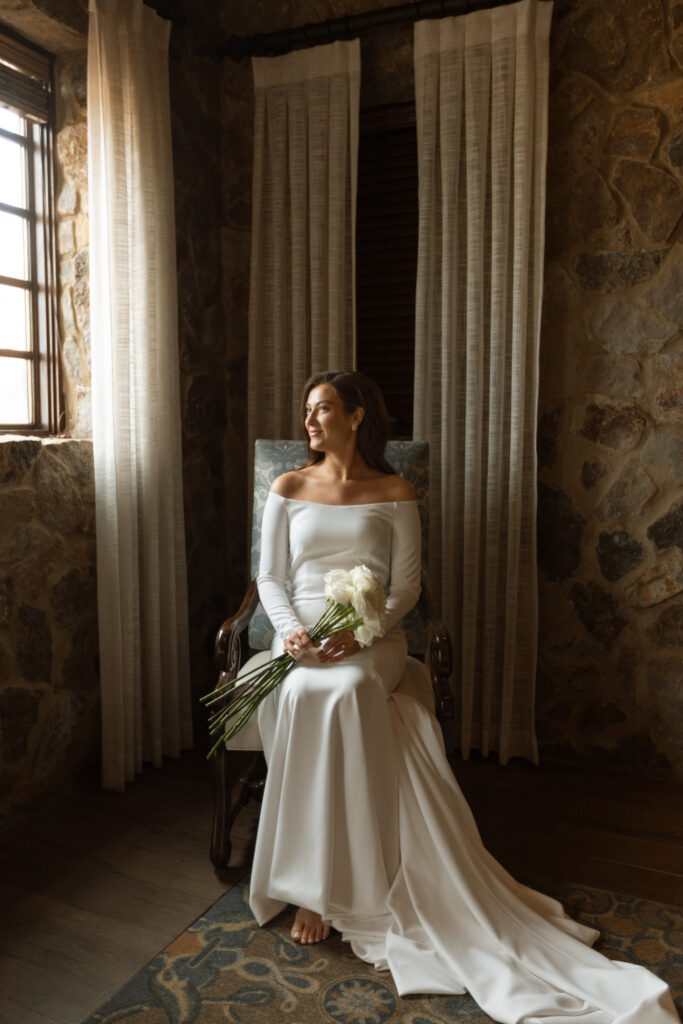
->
[0,749,682,1024]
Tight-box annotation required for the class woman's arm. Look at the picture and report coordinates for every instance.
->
[256,492,307,645]
[383,501,422,632]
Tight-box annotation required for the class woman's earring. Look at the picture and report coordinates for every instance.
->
[352,423,358,432]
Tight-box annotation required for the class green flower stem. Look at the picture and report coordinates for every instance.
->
[204,599,368,758]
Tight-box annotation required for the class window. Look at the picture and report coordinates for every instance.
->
[0,25,60,433]
[356,103,418,439]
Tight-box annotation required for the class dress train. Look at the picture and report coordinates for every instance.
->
[249,649,679,1024]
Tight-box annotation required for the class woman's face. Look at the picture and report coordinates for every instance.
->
[304,384,360,453]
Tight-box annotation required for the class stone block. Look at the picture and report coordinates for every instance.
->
[584,297,674,355]
[0,488,37,524]
[577,353,641,398]
[574,250,665,292]
[644,248,683,327]
[537,483,584,582]
[537,409,562,469]
[569,581,628,649]
[546,170,619,258]
[631,551,683,606]
[650,353,683,422]
[606,107,661,160]
[73,246,89,312]
[58,219,75,254]
[548,74,597,126]
[34,693,84,778]
[57,183,77,215]
[596,460,656,521]
[648,602,683,648]
[581,459,607,490]
[0,577,14,626]
[541,263,578,322]
[0,440,41,484]
[564,0,668,94]
[0,639,11,684]
[578,698,627,733]
[614,160,683,244]
[61,619,99,691]
[61,336,82,382]
[671,31,683,72]
[647,500,683,552]
[51,568,96,627]
[0,687,42,761]
[595,729,672,776]
[73,385,92,438]
[0,523,63,584]
[60,439,94,490]
[577,401,648,450]
[34,446,84,532]
[56,122,87,192]
[61,289,75,332]
[597,530,644,582]
[641,429,683,477]
[564,8,627,87]
[17,604,52,683]
[548,96,612,183]
[648,657,683,762]
[664,131,683,177]
[59,257,74,286]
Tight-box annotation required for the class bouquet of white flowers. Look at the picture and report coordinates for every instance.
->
[203,565,386,757]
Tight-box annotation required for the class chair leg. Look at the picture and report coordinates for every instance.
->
[210,746,266,876]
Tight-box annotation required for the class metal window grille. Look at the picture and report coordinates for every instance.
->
[0,23,60,434]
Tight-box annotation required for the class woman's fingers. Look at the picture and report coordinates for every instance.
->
[284,628,313,658]
[317,631,358,662]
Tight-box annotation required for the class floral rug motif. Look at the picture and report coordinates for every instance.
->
[83,880,683,1024]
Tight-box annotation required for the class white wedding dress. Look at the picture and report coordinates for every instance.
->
[247,492,680,1024]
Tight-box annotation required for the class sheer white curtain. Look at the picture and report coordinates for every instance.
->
[413,0,552,763]
[248,40,360,444]
[88,0,192,791]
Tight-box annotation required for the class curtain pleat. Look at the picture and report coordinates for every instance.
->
[414,0,552,763]
[248,40,360,446]
[88,0,192,791]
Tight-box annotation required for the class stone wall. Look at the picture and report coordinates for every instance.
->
[220,0,683,781]
[537,0,683,780]
[0,1,97,821]
[0,0,228,819]
[0,438,98,816]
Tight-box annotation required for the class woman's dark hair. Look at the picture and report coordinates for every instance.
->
[300,370,394,475]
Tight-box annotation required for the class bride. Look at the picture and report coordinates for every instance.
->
[247,369,680,1024]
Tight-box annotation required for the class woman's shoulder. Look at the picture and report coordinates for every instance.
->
[269,470,310,499]
[376,474,416,502]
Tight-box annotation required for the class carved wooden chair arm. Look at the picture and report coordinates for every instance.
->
[418,571,454,720]
[213,580,260,687]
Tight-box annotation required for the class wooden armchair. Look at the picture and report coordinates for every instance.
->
[210,439,453,875]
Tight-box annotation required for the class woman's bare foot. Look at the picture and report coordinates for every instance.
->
[291,908,330,944]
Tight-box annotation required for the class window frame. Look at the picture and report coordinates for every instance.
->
[0,23,61,435]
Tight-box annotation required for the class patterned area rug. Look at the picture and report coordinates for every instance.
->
[83,879,683,1024]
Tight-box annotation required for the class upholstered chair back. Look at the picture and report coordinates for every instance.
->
[247,439,429,654]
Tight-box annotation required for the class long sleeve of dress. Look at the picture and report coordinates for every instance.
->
[383,501,422,633]
[256,492,305,642]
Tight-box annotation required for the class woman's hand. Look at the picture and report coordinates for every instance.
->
[317,629,359,663]
[284,627,315,660]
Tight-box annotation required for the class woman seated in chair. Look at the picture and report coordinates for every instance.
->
[249,369,679,1024]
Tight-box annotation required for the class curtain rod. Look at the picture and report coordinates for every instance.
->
[221,0,513,62]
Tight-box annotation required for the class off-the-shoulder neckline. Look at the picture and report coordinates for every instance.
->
[267,491,417,509]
